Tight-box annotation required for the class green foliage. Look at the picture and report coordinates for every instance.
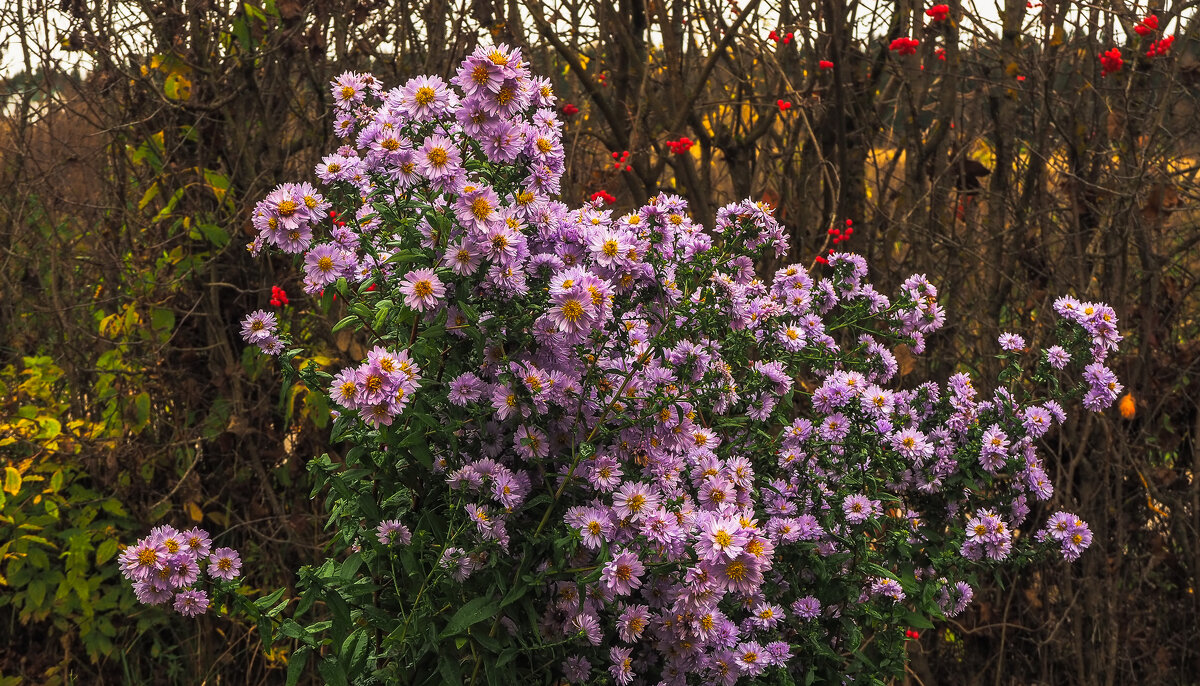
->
[0,357,145,670]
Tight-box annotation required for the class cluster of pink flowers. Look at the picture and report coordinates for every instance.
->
[242,49,1120,684]
[117,525,242,617]
[239,309,283,355]
[1038,512,1094,562]
[328,346,422,428]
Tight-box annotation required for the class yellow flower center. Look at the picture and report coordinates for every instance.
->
[561,299,584,322]
[471,197,493,220]
[714,530,732,547]
[137,548,158,566]
[414,86,436,105]
[413,280,434,298]
[317,256,334,272]
[428,147,448,167]
[725,560,747,581]
[277,199,297,216]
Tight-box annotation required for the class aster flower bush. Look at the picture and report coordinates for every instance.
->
[230,45,1121,685]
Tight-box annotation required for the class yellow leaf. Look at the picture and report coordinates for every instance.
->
[164,72,192,101]
[1050,26,1065,47]
[3,468,21,496]
[185,501,204,522]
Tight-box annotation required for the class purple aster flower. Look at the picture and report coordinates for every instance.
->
[1045,345,1071,369]
[573,506,612,550]
[612,481,659,521]
[447,372,484,406]
[416,134,461,180]
[601,550,645,596]
[207,547,242,581]
[843,494,878,524]
[890,427,934,463]
[937,580,974,616]
[998,332,1026,351]
[397,74,453,121]
[817,412,851,442]
[119,538,168,582]
[173,589,209,617]
[792,595,821,619]
[400,268,445,312]
[1061,522,1093,561]
[354,361,397,407]
[132,580,173,605]
[562,656,591,683]
[871,577,905,601]
[616,603,650,643]
[1022,405,1053,438]
[303,243,352,288]
[1044,511,1080,541]
[569,611,603,645]
[546,288,595,337]
[329,367,361,410]
[180,528,212,559]
[609,646,634,685]
[735,641,767,676]
[240,310,277,344]
[696,514,748,562]
[376,520,412,545]
[330,71,368,110]
[167,553,200,588]
[979,424,1009,473]
[750,602,785,629]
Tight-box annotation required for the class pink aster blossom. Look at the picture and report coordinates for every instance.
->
[400,268,445,312]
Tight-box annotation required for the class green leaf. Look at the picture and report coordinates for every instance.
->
[499,581,527,609]
[95,539,116,567]
[339,552,363,581]
[197,222,229,247]
[903,610,935,629]
[286,646,310,686]
[132,392,151,430]
[332,315,358,333]
[150,308,176,334]
[27,579,46,608]
[340,628,369,676]
[440,596,499,638]
[255,587,287,611]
